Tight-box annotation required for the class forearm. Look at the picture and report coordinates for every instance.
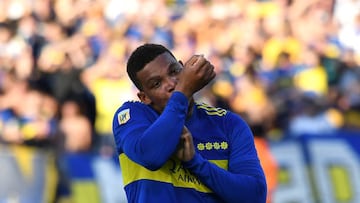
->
[184,154,267,203]
[121,92,189,170]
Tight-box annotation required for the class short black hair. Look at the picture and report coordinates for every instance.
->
[127,43,175,90]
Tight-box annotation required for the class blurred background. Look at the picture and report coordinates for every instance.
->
[0,0,359,203]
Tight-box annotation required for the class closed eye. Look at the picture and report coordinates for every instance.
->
[169,64,182,76]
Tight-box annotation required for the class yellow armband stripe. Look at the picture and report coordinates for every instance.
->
[119,154,228,193]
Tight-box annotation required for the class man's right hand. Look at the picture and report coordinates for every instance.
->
[176,126,195,162]
[175,55,216,98]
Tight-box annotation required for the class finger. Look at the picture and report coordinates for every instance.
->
[185,132,193,146]
[183,134,195,159]
[176,137,185,158]
[205,64,216,80]
[186,55,201,66]
[176,147,184,160]
[192,55,206,67]
[197,61,214,78]
[182,126,189,134]
[203,63,214,75]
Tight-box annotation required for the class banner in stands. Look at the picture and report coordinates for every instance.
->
[271,131,360,203]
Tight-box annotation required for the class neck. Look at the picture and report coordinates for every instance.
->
[186,97,195,120]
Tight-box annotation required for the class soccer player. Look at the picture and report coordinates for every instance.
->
[112,44,267,203]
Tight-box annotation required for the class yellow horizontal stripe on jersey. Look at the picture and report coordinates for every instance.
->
[119,154,228,193]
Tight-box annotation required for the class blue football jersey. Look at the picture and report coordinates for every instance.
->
[112,92,266,203]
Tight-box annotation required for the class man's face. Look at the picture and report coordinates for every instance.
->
[136,52,183,113]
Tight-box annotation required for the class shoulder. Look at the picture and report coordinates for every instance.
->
[194,102,245,122]
[120,100,146,109]
[195,102,250,131]
[114,101,146,123]
[113,100,150,124]
[195,102,228,117]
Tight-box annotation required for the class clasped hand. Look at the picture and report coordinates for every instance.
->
[176,126,195,162]
[175,55,216,99]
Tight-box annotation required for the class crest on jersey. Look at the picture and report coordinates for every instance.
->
[118,109,130,125]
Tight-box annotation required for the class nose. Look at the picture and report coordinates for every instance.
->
[165,76,178,92]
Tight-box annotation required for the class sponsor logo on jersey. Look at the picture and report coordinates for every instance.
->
[118,109,130,125]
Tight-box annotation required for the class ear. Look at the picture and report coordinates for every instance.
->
[137,91,152,105]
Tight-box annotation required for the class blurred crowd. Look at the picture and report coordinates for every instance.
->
[0,0,360,202]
